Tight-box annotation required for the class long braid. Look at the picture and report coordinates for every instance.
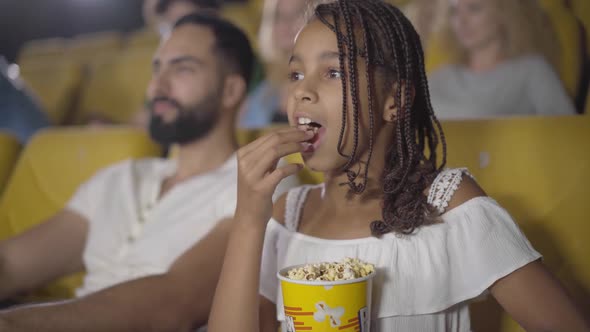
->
[318,13,351,161]
[314,0,446,235]
[357,6,375,193]
[340,1,363,189]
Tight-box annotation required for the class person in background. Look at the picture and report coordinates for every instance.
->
[427,0,576,119]
[401,0,447,52]
[0,14,260,332]
[133,0,222,129]
[239,0,309,128]
[0,57,49,143]
[153,0,221,37]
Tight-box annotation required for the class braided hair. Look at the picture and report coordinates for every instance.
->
[312,0,447,236]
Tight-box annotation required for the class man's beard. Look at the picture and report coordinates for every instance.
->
[147,91,221,146]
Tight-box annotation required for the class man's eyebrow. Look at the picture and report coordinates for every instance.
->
[168,55,204,66]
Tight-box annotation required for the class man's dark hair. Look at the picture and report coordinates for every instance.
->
[155,0,222,15]
[173,13,255,90]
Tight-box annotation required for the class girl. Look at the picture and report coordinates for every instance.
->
[208,0,589,331]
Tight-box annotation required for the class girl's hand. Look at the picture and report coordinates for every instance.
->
[236,127,313,224]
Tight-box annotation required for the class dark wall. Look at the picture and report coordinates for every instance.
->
[0,0,248,63]
[0,0,145,62]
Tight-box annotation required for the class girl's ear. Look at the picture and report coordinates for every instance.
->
[382,81,415,122]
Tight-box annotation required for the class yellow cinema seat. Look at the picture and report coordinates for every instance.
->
[17,38,67,68]
[440,115,590,331]
[0,133,21,197]
[221,2,262,50]
[0,127,161,299]
[66,31,123,67]
[18,59,83,125]
[77,48,154,124]
[538,1,583,98]
[569,0,590,54]
[126,28,160,52]
[424,35,460,74]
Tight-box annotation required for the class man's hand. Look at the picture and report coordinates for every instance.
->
[0,218,233,332]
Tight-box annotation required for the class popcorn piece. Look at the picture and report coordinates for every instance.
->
[286,258,375,281]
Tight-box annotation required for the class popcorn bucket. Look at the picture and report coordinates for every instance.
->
[278,264,375,332]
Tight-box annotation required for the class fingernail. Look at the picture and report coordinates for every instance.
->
[305,130,314,136]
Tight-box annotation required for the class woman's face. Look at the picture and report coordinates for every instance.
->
[272,0,308,55]
[449,0,503,52]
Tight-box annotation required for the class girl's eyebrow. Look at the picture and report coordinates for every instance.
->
[289,51,340,65]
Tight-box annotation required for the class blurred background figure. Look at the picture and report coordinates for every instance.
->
[402,0,447,51]
[425,0,576,119]
[133,0,223,128]
[238,0,308,128]
[147,0,221,37]
[0,57,49,143]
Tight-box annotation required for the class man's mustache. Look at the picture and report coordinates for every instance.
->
[147,96,182,111]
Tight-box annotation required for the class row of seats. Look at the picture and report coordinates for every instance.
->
[17,30,156,125]
[15,1,264,126]
[14,0,590,126]
[1,116,589,331]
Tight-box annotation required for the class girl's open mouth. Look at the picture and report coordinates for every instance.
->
[297,117,326,153]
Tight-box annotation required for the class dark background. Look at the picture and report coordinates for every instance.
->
[0,0,245,62]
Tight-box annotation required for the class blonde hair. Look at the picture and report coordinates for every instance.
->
[432,0,560,71]
[257,0,320,83]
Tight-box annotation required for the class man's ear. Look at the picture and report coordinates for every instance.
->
[382,81,416,122]
[221,74,247,110]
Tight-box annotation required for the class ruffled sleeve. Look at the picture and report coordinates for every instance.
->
[374,196,542,317]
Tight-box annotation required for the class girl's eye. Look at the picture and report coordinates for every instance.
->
[289,71,304,81]
[327,69,342,79]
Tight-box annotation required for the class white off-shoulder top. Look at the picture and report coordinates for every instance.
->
[259,169,541,332]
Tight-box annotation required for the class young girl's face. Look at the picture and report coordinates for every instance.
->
[286,18,389,173]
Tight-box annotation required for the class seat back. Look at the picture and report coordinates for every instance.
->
[441,115,590,330]
[76,48,153,124]
[0,132,21,197]
[538,1,583,98]
[18,59,83,124]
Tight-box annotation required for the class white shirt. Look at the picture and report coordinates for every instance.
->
[69,155,239,297]
[260,169,541,332]
[428,55,576,119]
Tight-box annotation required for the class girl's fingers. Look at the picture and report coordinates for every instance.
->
[246,142,306,180]
[239,128,312,160]
[256,129,313,155]
[260,163,304,191]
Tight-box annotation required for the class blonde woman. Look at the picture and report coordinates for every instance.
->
[427,0,576,119]
[239,0,309,128]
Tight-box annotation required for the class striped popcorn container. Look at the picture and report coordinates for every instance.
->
[277,264,375,332]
